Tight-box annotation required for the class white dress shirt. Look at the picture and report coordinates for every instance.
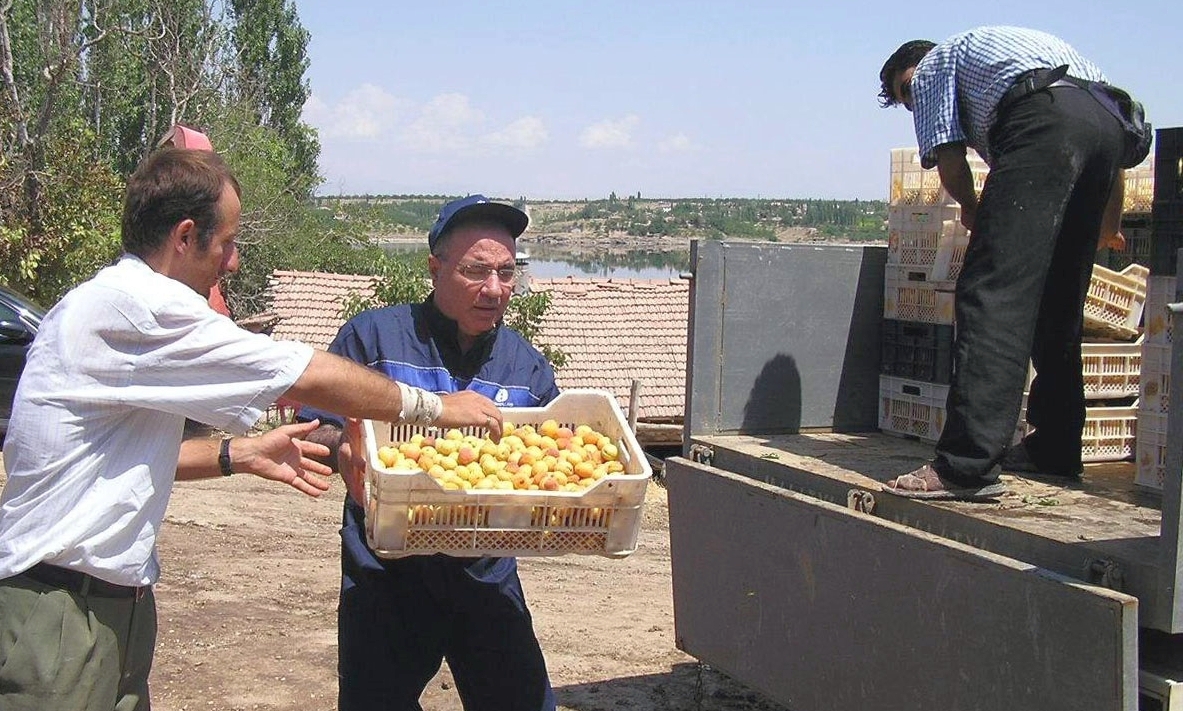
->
[0,256,313,586]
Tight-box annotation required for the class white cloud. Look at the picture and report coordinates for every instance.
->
[400,93,486,153]
[658,132,696,153]
[482,116,549,150]
[302,84,405,139]
[307,86,548,160]
[579,115,640,149]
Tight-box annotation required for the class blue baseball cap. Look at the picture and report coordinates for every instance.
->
[427,195,529,253]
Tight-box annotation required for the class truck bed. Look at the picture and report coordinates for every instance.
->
[687,431,1162,610]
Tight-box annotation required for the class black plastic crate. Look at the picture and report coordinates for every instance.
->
[1151,200,1183,275]
[881,319,955,384]
[1153,127,1183,204]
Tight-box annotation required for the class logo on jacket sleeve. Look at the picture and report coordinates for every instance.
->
[495,388,509,404]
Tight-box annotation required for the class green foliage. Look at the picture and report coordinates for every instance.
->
[0,123,123,303]
[339,251,432,321]
[228,0,319,195]
[0,0,324,310]
[505,290,567,369]
[530,195,888,241]
[333,198,453,236]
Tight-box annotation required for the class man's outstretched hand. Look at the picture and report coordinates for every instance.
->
[235,420,334,497]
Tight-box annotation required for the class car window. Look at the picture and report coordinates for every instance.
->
[0,301,19,323]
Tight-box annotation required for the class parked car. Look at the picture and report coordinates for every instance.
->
[0,284,47,439]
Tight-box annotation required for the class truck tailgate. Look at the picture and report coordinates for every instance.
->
[667,456,1139,711]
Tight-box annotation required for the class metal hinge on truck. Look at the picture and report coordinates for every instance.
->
[688,444,714,466]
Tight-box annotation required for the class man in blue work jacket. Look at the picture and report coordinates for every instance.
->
[301,195,558,711]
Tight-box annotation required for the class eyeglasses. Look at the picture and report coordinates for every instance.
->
[455,262,517,285]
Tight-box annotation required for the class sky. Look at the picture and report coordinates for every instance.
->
[296,0,1183,201]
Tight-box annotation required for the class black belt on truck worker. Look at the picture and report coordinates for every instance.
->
[998,65,1084,113]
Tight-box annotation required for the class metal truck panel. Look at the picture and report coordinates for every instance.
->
[685,241,885,437]
[667,457,1139,711]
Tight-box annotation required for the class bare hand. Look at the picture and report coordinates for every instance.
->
[234,420,333,497]
[435,391,503,442]
[339,417,367,507]
[1099,230,1126,251]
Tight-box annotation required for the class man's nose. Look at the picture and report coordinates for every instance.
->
[223,243,240,273]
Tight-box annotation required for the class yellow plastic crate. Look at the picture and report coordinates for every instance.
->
[883,265,956,324]
[362,390,651,559]
[1083,263,1148,341]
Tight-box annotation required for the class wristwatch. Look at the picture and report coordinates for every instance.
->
[219,437,234,477]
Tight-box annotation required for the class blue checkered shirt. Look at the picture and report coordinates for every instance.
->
[910,26,1106,167]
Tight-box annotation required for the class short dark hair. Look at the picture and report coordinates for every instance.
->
[121,147,241,258]
[879,40,936,108]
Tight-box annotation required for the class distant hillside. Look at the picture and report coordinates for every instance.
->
[314,194,888,243]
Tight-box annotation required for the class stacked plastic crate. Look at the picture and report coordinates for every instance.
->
[1137,127,1183,490]
[878,148,984,442]
[879,147,1146,462]
[1055,259,1145,465]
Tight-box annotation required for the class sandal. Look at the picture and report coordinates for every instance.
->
[883,463,1007,501]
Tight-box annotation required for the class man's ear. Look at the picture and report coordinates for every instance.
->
[427,254,441,282]
[170,218,199,252]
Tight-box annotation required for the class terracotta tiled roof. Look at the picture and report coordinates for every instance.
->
[265,270,377,350]
[261,271,689,422]
[532,277,689,421]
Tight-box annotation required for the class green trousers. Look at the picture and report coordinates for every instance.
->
[0,572,157,711]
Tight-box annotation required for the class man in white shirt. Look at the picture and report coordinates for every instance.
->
[0,147,504,711]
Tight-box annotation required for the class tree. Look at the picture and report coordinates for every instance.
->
[0,0,124,300]
[228,0,318,196]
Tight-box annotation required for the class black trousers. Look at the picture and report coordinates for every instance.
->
[336,501,555,711]
[934,85,1126,482]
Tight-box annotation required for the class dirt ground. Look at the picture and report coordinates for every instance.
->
[0,454,787,711]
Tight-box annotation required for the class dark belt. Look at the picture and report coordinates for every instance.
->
[22,562,147,599]
[998,65,1085,112]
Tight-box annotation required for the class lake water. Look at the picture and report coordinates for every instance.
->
[382,242,692,281]
[521,258,687,281]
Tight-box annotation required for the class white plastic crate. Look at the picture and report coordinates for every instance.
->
[361,390,651,559]
[887,205,968,283]
[1144,275,1175,346]
[1136,408,1167,491]
[880,375,1026,445]
[879,375,948,443]
[1123,160,1154,213]
[1083,263,1148,341]
[1081,339,1142,400]
[889,148,946,206]
[1080,404,1138,463]
[1016,402,1138,463]
[1140,342,1171,413]
[888,147,988,207]
[884,265,956,324]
